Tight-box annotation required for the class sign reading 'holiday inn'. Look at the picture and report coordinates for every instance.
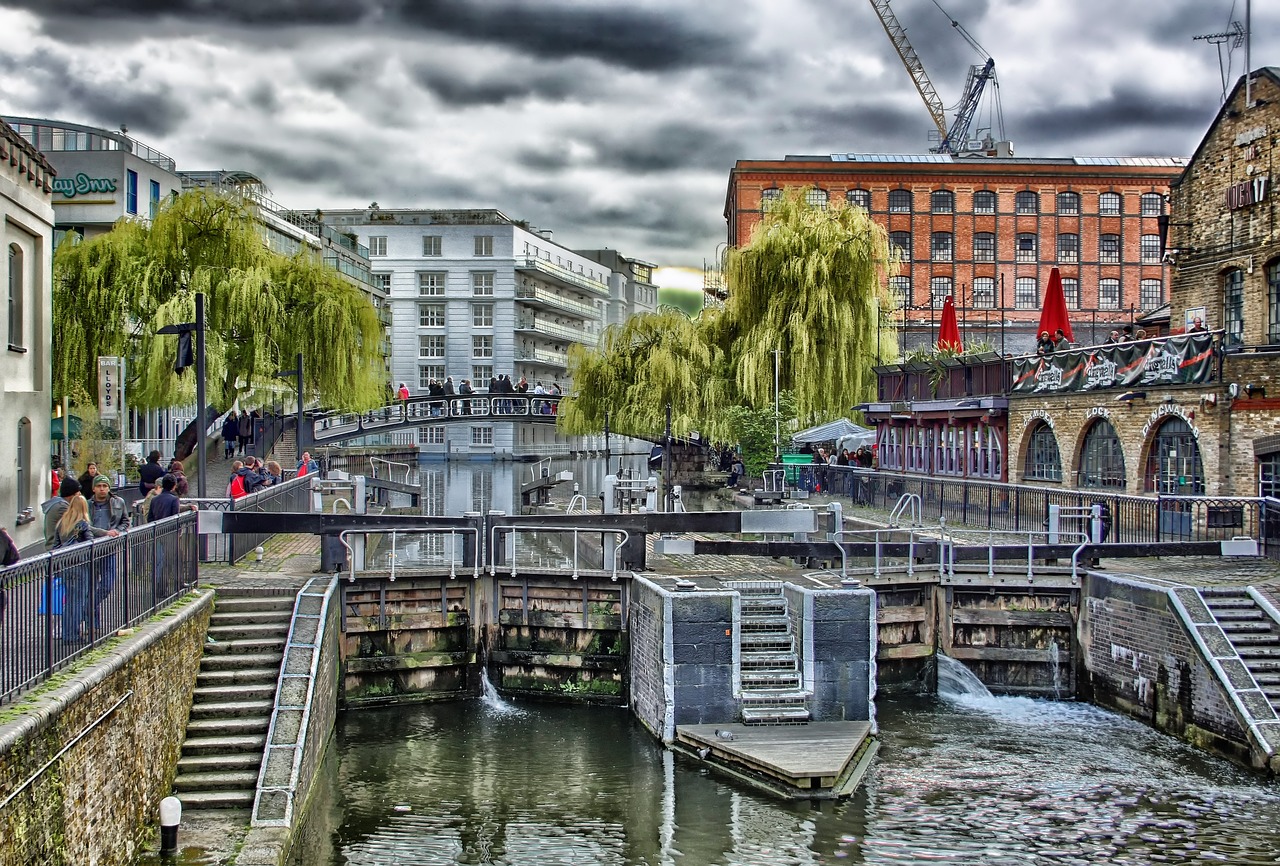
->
[51,172,118,199]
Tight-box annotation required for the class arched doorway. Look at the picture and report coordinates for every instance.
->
[1023,422,1062,482]
[1077,419,1126,489]
[1144,418,1204,495]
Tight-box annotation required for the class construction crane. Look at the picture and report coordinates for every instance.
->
[867,0,1002,154]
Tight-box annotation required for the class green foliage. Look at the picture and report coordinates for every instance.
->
[725,390,797,477]
[558,186,896,441]
[53,189,385,413]
[903,339,999,396]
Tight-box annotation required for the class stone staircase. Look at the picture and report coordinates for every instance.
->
[1201,588,1280,710]
[171,592,293,810]
[271,429,297,472]
[734,582,811,724]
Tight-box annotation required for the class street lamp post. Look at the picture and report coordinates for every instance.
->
[275,353,306,468]
[773,348,781,464]
[157,292,207,497]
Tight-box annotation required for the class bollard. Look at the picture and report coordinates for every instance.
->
[254,545,264,562]
[159,796,182,854]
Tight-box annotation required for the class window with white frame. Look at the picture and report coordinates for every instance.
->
[973,190,996,214]
[972,277,995,308]
[1014,277,1037,309]
[472,302,493,327]
[931,232,953,262]
[805,188,828,209]
[1016,233,1037,263]
[1224,268,1245,347]
[418,426,445,445]
[1140,278,1163,310]
[472,335,493,358]
[16,417,30,513]
[888,276,911,308]
[472,272,494,295]
[418,272,445,296]
[1057,233,1079,263]
[419,303,445,328]
[474,235,494,256]
[1099,234,1120,264]
[1099,192,1122,216]
[472,364,493,383]
[973,232,995,262]
[1062,277,1080,309]
[930,276,952,307]
[1140,193,1164,217]
[1099,278,1121,310]
[368,236,387,256]
[423,235,442,256]
[471,426,494,445]
[418,365,444,388]
[1140,234,1162,263]
[419,335,445,358]
[371,272,391,293]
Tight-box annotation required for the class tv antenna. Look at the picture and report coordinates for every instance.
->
[1194,19,1245,104]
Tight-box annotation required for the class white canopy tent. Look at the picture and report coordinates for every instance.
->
[791,418,875,451]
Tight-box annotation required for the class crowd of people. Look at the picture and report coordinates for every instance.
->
[399,376,563,416]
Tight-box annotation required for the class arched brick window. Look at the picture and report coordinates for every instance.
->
[1078,419,1126,489]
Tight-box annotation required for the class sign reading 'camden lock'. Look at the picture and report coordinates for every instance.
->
[1011,333,1215,395]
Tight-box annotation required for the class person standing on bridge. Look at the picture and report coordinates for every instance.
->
[398,382,410,405]
[459,379,473,415]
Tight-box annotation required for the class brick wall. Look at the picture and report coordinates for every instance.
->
[0,591,212,866]
[1078,574,1249,764]
[788,586,876,723]
[627,578,668,740]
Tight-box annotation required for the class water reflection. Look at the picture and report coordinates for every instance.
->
[293,695,1280,865]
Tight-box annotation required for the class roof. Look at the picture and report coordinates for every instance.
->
[792,418,872,444]
[781,154,1188,168]
[1174,67,1280,186]
[0,118,56,192]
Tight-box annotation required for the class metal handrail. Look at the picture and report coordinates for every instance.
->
[370,456,412,484]
[888,492,921,527]
[489,524,629,581]
[830,528,918,581]
[338,528,481,580]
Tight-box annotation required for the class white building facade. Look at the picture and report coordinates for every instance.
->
[324,207,642,457]
[1,120,56,550]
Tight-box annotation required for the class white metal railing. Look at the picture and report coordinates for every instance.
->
[515,285,599,318]
[888,493,921,527]
[514,257,609,297]
[370,457,412,484]
[830,528,920,581]
[515,316,594,344]
[339,528,480,580]
[489,524,629,581]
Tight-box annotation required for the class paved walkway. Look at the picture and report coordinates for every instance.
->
[198,533,320,592]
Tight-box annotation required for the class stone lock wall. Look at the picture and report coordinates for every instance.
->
[627,578,669,741]
[1077,574,1249,764]
[785,585,877,723]
[0,591,212,866]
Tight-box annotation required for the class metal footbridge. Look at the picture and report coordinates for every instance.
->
[311,395,562,444]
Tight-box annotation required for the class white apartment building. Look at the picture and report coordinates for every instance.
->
[324,207,648,457]
[1,120,56,550]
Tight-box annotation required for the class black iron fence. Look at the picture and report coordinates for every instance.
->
[188,474,312,563]
[1263,498,1280,562]
[780,465,1264,545]
[0,511,199,705]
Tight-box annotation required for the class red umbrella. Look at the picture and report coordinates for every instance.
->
[1037,267,1074,343]
[937,294,962,351]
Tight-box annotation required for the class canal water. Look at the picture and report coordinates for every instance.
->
[291,687,1280,865]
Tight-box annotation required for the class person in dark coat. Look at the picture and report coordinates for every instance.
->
[237,411,253,456]
[138,451,166,496]
[222,411,239,459]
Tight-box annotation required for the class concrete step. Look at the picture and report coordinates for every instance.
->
[189,699,275,721]
[1203,598,1253,608]
[177,753,263,774]
[185,717,270,738]
[741,671,801,689]
[209,609,293,627]
[170,790,256,810]
[214,596,297,613]
[1242,658,1280,671]
[172,770,259,793]
[1212,608,1267,621]
[1251,672,1280,685]
[741,689,810,703]
[193,683,277,703]
[196,667,281,688]
[741,651,799,670]
[207,623,291,643]
[740,616,791,632]
[182,734,266,756]
[203,638,288,656]
[1219,621,1277,634]
[200,653,283,672]
[742,706,811,724]
[1225,634,1280,647]
[740,634,794,651]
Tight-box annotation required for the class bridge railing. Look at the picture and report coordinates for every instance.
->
[0,511,199,705]
[188,474,312,563]
[784,465,1265,546]
[311,395,561,442]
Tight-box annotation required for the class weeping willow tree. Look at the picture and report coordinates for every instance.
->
[53,189,385,413]
[558,307,733,441]
[722,186,899,423]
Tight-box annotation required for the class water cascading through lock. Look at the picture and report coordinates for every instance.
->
[936,653,994,701]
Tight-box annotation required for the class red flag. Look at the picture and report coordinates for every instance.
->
[1037,267,1075,343]
[937,294,962,351]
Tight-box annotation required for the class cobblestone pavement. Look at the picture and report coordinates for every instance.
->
[197,533,319,592]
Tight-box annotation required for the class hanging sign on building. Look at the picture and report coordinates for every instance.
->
[98,356,120,422]
[1011,333,1215,395]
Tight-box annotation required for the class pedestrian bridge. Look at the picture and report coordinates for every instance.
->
[311,395,562,443]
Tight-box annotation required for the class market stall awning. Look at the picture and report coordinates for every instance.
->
[792,418,873,445]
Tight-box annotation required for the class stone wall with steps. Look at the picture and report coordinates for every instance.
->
[0,591,212,866]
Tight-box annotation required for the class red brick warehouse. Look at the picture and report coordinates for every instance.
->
[723,152,1187,353]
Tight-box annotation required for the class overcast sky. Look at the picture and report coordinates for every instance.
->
[1,0,1275,269]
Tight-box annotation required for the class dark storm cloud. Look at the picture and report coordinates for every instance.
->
[5,0,378,27]
[1016,85,1216,148]
[782,102,930,152]
[395,1,737,72]
[516,122,740,176]
[6,49,190,134]
[409,63,582,107]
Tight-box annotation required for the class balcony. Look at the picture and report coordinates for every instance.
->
[514,347,569,368]
[322,254,375,288]
[515,285,599,318]
[515,316,595,345]
[515,257,609,297]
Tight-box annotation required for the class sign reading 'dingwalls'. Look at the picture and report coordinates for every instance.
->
[52,172,118,199]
